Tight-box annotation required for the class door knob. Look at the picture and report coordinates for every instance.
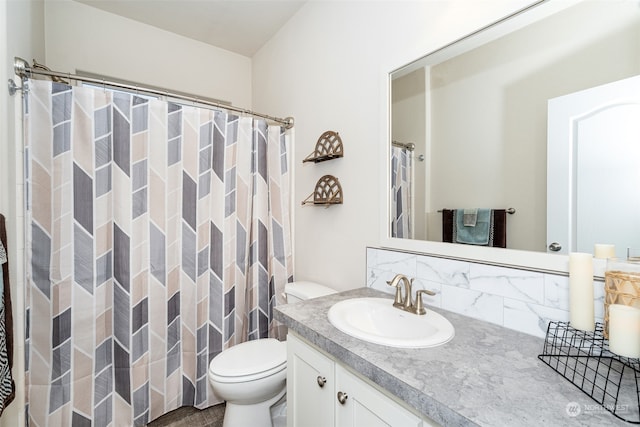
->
[548,242,562,252]
[337,391,348,404]
[316,376,326,388]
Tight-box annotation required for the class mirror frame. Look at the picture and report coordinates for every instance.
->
[379,0,609,278]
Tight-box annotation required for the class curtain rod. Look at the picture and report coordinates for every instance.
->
[392,140,415,151]
[13,57,294,129]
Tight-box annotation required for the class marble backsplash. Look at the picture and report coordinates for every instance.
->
[366,247,605,338]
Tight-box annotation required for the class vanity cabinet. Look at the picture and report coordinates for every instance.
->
[287,332,335,426]
[287,333,432,427]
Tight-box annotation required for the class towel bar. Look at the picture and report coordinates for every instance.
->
[437,208,516,214]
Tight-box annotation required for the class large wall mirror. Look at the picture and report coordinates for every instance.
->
[387,0,640,271]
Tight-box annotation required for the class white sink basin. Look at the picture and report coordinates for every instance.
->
[328,297,455,348]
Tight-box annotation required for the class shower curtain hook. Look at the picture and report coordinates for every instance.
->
[102,79,106,92]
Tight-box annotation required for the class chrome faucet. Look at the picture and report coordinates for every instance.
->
[386,274,435,315]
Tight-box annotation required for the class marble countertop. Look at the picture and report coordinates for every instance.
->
[274,287,629,426]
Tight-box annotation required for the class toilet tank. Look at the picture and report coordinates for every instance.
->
[285,281,336,303]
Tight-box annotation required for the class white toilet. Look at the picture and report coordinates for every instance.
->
[208,281,336,427]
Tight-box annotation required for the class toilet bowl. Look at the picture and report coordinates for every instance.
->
[209,338,287,427]
[208,281,336,427]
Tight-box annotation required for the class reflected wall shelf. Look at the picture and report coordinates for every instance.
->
[303,131,344,163]
[302,175,343,207]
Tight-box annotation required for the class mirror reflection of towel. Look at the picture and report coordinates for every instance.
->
[462,208,478,227]
[442,209,507,248]
[456,208,490,245]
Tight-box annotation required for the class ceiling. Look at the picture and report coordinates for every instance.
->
[73,0,307,57]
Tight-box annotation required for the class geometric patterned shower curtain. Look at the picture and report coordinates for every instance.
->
[390,145,412,239]
[24,79,293,426]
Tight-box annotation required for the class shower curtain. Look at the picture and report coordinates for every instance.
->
[390,146,412,239]
[24,79,293,426]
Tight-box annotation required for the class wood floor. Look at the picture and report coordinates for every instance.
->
[146,404,225,427]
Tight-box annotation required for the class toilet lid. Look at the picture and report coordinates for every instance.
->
[209,338,286,378]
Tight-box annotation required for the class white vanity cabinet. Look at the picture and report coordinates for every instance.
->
[287,333,432,427]
[287,332,335,426]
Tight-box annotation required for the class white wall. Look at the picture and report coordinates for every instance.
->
[252,0,534,291]
[2,0,45,425]
[44,0,252,107]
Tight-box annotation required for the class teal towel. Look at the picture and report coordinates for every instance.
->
[455,209,491,245]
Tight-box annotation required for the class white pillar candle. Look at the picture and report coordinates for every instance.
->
[569,252,595,331]
[609,304,640,358]
[594,244,616,259]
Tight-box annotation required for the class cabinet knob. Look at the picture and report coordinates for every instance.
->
[337,391,348,405]
[316,376,326,388]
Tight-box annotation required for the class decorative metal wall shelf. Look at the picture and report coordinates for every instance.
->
[538,321,640,423]
[302,175,343,207]
[303,131,344,163]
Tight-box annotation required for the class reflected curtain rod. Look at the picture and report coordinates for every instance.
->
[392,140,415,151]
[13,57,294,129]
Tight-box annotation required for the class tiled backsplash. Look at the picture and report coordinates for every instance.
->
[366,247,604,338]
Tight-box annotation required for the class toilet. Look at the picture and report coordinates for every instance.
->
[208,281,336,427]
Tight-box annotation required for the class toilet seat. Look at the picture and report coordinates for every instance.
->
[209,338,286,384]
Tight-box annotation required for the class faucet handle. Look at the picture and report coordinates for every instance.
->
[414,289,436,315]
[386,279,404,307]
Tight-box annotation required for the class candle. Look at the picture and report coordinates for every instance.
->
[609,304,640,358]
[569,252,595,331]
[594,244,615,259]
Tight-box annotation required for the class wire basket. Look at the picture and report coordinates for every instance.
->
[538,321,640,423]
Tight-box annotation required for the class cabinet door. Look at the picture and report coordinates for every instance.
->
[335,365,423,427]
[287,334,335,427]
